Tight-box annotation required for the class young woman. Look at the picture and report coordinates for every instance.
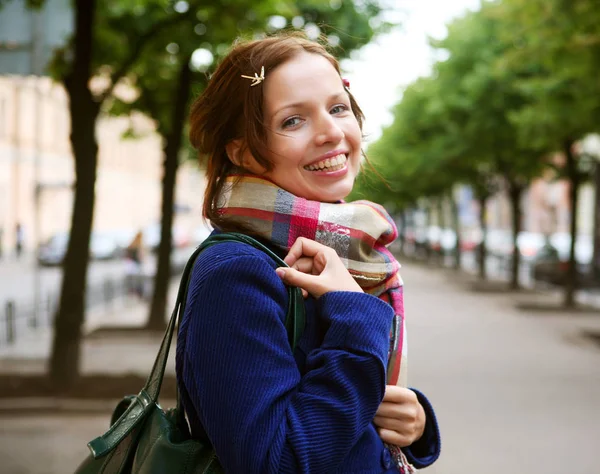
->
[176,32,441,473]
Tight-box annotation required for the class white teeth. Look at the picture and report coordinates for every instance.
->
[304,154,347,171]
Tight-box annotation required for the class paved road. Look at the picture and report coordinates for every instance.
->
[460,251,535,285]
[404,264,600,474]
[434,249,600,307]
[0,262,599,473]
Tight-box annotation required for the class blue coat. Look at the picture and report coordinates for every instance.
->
[176,240,440,473]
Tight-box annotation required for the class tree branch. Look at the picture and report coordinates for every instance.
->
[99,7,196,103]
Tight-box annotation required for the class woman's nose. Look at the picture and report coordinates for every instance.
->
[315,113,344,146]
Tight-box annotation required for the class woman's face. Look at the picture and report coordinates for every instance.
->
[254,51,362,203]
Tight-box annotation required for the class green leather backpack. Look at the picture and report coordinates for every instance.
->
[75,232,305,474]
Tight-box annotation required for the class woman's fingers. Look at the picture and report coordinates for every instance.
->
[277,237,363,298]
[275,267,327,297]
[283,237,331,266]
[375,401,415,420]
[374,386,427,447]
[373,415,402,431]
[374,415,421,448]
[376,427,412,448]
[382,386,418,403]
[289,259,316,296]
[289,257,314,274]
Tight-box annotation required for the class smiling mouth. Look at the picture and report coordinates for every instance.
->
[304,154,347,172]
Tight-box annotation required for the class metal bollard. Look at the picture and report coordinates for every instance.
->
[30,301,38,329]
[104,279,113,310]
[46,294,53,325]
[6,301,15,345]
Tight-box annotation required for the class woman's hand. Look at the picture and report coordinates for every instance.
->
[374,386,426,447]
[275,237,363,298]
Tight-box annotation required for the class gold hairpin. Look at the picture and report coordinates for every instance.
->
[241,66,265,87]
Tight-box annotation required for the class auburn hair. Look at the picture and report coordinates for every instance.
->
[188,31,365,231]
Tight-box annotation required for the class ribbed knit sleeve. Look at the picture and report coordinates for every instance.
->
[403,389,441,468]
[179,243,394,474]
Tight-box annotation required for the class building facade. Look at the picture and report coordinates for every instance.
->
[0,75,205,255]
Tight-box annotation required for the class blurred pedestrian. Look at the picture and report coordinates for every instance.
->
[125,230,145,297]
[15,223,24,259]
[176,32,440,473]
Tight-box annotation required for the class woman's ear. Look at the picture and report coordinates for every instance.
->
[225,139,264,173]
[225,139,245,167]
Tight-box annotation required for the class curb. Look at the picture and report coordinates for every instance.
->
[0,397,177,415]
[0,398,119,415]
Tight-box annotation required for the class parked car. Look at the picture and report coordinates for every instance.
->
[37,231,122,266]
[473,229,512,262]
[532,252,594,287]
[532,234,596,287]
[459,228,480,252]
[474,230,546,262]
[426,227,459,255]
[516,232,546,261]
[402,225,428,256]
[549,232,593,263]
[426,226,443,253]
[144,223,190,252]
[90,232,122,260]
[531,232,600,288]
[485,229,514,258]
[37,233,69,266]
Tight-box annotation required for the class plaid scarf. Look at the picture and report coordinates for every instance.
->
[217,175,415,473]
[216,175,407,387]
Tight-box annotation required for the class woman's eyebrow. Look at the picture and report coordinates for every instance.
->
[273,92,346,117]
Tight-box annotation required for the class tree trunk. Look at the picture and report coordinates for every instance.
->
[592,164,600,279]
[508,182,523,290]
[478,195,488,280]
[450,191,461,270]
[146,58,192,330]
[436,198,445,266]
[563,140,579,308]
[424,201,432,262]
[48,0,99,390]
[397,210,406,256]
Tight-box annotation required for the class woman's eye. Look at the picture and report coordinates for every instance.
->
[282,116,302,129]
[330,104,348,114]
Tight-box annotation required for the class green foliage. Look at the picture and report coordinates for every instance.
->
[494,0,600,149]
[294,0,393,58]
[106,0,291,139]
[435,2,546,185]
[358,0,567,209]
[105,0,393,152]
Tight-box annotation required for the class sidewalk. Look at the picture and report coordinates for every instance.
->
[0,253,35,274]
[409,252,600,310]
[0,282,181,474]
[404,264,600,474]
[0,280,180,376]
[0,262,599,474]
